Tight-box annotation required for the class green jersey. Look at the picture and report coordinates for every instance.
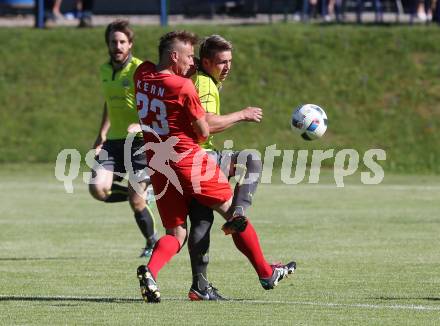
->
[193,70,221,151]
[99,56,143,140]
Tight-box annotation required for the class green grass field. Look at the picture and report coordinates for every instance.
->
[1,165,439,325]
[2,21,440,325]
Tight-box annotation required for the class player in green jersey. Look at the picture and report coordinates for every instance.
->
[89,20,157,258]
[187,35,295,301]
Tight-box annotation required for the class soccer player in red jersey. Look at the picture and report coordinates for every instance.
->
[135,31,295,303]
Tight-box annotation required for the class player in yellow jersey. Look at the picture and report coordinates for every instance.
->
[89,20,157,257]
[187,35,296,301]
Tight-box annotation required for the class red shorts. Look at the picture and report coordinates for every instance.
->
[150,150,232,229]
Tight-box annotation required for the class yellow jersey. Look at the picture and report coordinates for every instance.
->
[99,56,143,140]
[192,70,221,151]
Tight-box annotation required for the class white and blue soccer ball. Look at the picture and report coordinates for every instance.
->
[291,104,328,141]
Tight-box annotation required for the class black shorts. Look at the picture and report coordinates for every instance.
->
[207,150,239,178]
[95,138,147,176]
[188,150,248,222]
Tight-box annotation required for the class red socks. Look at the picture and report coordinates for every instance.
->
[147,235,180,279]
[232,221,273,279]
[147,224,272,280]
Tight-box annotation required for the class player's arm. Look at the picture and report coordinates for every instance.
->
[181,81,210,143]
[192,116,210,143]
[93,102,110,154]
[206,106,263,134]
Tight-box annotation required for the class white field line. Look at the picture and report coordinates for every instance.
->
[1,295,439,311]
[229,299,440,311]
[261,184,440,191]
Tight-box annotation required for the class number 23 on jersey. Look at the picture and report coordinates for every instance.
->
[136,92,169,136]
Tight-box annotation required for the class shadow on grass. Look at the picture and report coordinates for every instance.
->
[0,296,143,304]
[0,257,81,261]
[374,296,440,301]
[0,295,253,304]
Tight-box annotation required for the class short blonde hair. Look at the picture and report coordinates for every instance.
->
[199,35,233,59]
[158,30,198,59]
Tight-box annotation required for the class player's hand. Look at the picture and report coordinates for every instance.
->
[94,143,103,155]
[93,136,105,155]
[241,107,263,123]
[127,123,142,133]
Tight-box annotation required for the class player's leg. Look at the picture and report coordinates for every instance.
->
[137,175,188,303]
[128,181,158,257]
[188,200,213,290]
[201,158,295,290]
[218,150,275,279]
[137,225,187,304]
[195,152,295,291]
[89,140,129,203]
[129,137,159,257]
[89,167,127,202]
[196,161,273,283]
[88,167,113,201]
[192,151,247,231]
[211,197,272,280]
[187,151,226,300]
[146,224,187,279]
[137,224,186,303]
[222,150,262,218]
[187,200,226,300]
[212,198,296,289]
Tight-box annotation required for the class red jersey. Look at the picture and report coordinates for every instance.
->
[134,61,205,155]
[133,61,232,229]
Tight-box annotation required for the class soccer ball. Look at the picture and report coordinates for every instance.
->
[291,104,328,141]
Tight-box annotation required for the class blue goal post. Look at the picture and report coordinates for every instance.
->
[35,0,44,28]
[160,0,168,27]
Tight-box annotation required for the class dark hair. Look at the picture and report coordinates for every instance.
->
[199,35,233,60]
[158,30,198,59]
[105,20,134,45]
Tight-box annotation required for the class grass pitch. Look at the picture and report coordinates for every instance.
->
[1,165,439,325]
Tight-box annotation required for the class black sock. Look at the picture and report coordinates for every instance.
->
[104,183,128,203]
[134,207,156,240]
[147,232,158,247]
[188,200,214,291]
